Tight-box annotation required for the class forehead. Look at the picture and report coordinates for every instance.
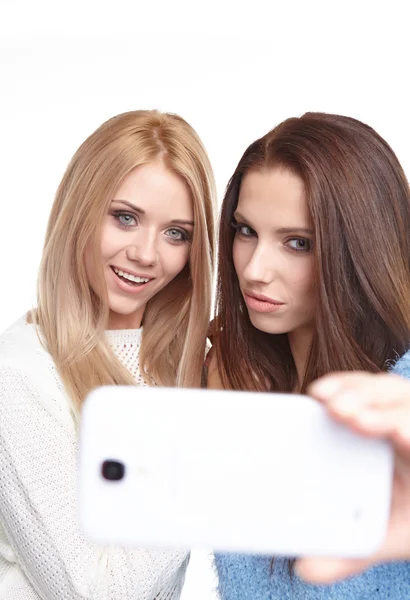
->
[114,162,193,218]
[237,168,309,223]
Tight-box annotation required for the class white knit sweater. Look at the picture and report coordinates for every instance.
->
[0,316,189,600]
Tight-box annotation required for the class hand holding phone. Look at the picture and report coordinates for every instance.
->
[79,386,393,557]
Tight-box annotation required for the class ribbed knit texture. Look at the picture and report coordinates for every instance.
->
[0,316,189,599]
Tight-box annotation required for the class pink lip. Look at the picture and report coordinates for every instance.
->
[111,265,154,279]
[243,291,285,314]
[110,266,153,295]
[244,290,284,305]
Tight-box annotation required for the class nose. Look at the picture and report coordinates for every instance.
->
[126,231,158,267]
[242,241,276,285]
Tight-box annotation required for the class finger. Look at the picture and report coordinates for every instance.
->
[308,372,373,402]
[327,406,410,458]
[393,423,410,451]
[327,403,410,441]
[294,556,374,584]
[311,373,410,412]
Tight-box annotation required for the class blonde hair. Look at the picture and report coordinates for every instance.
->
[32,110,216,413]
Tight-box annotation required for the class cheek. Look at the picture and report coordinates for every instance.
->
[100,223,124,260]
[289,260,315,298]
[232,239,246,276]
[162,244,190,276]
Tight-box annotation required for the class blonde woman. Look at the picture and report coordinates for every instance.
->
[0,110,216,599]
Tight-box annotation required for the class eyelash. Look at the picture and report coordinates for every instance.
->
[111,210,138,229]
[231,219,256,238]
[165,228,192,244]
[111,211,191,243]
[286,238,312,252]
[231,219,313,252]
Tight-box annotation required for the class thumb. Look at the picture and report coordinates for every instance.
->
[294,557,374,584]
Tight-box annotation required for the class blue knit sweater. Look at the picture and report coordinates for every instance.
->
[215,349,410,599]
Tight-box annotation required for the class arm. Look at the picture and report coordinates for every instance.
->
[205,347,224,390]
[295,370,410,583]
[0,365,188,600]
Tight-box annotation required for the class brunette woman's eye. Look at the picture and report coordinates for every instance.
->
[231,220,256,238]
[287,238,313,252]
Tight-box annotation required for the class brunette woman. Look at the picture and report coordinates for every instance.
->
[208,112,410,599]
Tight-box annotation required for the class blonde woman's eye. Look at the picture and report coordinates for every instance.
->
[111,211,138,227]
[118,214,136,226]
[166,228,189,242]
[287,238,312,252]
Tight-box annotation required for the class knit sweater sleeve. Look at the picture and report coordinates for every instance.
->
[0,364,188,600]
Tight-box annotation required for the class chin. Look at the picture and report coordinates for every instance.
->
[248,314,290,335]
[108,301,143,316]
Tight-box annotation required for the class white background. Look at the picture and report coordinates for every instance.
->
[0,1,409,598]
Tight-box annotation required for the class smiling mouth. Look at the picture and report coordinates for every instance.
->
[111,266,152,286]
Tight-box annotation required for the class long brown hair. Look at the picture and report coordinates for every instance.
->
[32,110,216,414]
[213,112,410,392]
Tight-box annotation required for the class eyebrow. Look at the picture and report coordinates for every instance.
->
[233,211,313,235]
[112,199,195,227]
[276,227,314,235]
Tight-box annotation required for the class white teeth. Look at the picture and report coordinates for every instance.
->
[113,267,150,283]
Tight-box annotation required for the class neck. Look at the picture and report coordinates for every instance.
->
[287,327,314,392]
[108,309,144,330]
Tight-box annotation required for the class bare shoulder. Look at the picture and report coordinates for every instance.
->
[206,346,224,389]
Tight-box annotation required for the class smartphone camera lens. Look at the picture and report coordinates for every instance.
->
[101,460,125,481]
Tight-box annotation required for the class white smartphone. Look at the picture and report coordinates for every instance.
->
[78,385,393,557]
